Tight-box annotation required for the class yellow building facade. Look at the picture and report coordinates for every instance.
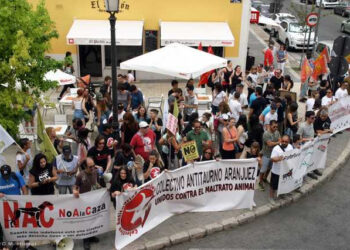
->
[29,0,250,79]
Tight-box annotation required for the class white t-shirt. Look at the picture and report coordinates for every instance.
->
[229,99,242,121]
[306,98,315,111]
[264,111,278,126]
[127,73,135,83]
[271,144,294,175]
[212,91,226,106]
[335,88,348,100]
[15,149,32,184]
[321,95,335,106]
[229,92,248,107]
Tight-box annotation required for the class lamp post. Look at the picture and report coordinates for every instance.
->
[105,0,119,139]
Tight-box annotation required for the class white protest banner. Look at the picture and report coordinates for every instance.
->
[0,189,110,241]
[329,95,350,134]
[115,159,258,249]
[277,134,330,196]
[0,125,15,154]
[166,113,178,135]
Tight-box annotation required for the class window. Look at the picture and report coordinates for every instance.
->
[145,30,158,52]
[105,46,143,66]
[281,22,288,30]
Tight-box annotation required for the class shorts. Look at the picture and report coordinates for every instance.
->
[270,172,280,191]
[74,109,85,119]
[261,155,272,174]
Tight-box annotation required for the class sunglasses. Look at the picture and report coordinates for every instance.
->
[204,151,212,154]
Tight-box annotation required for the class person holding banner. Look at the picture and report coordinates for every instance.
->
[73,157,101,249]
[143,150,164,182]
[269,135,293,205]
[185,120,211,159]
[110,166,136,208]
[0,165,37,250]
[260,120,281,191]
[335,82,348,100]
[314,108,332,136]
[28,153,57,195]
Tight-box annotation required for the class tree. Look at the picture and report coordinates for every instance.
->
[0,0,61,137]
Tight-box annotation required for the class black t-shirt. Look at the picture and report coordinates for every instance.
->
[29,165,55,195]
[314,117,331,133]
[246,124,264,148]
[143,161,162,183]
[318,88,327,99]
[101,132,115,158]
[250,97,268,117]
[148,118,163,141]
[110,175,135,205]
[121,124,139,144]
[88,147,110,171]
[270,76,284,91]
[114,151,134,167]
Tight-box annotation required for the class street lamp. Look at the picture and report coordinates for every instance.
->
[105,0,119,139]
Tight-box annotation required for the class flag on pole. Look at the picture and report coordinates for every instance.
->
[300,56,313,83]
[173,99,179,118]
[320,47,330,63]
[198,45,215,87]
[37,108,58,162]
[312,53,328,80]
[0,125,15,154]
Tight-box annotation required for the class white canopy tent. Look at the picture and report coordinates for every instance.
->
[160,21,234,47]
[44,69,76,85]
[120,43,227,79]
[66,20,144,46]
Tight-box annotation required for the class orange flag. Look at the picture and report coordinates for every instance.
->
[301,56,313,83]
[320,47,330,63]
[198,42,203,51]
[312,53,328,80]
[198,46,215,87]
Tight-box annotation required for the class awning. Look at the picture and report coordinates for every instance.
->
[66,20,144,46]
[160,21,234,47]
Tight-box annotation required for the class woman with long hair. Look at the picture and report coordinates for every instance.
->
[83,87,96,124]
[77,128,92,165]
[87,135,112,173]
[222,117,237,159]
[96,92,111,133]
[220,60,233,93]
[121,112,139,144]
[72,88,88,125]
[110,166,136,208]
[28,153,57,195]
[235,114,248,159]
[134,105,148,123]
[282,75,294,91]
[246,114,264,149]
[46,127,63,155]
[285,102,301,138]
[230,65,244,93]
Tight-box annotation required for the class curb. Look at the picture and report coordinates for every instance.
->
[132,139,350,250]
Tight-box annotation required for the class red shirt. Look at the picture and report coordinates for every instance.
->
[130,130,156,161]
[264,48,274,67]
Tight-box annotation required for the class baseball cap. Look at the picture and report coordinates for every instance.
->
[0,165,11,179]
[62,145,71,155]
[222,114,229,120]
[139,121,149,128]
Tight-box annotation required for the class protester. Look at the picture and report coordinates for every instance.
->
[220,60,233,93]
[229,92,242,121]
[185,120,211,159]
[211,83,227,115]
[263,43,274,71]
[16,138,32,184]
[229,83,248,109]
[77,127,92,165]
[335,82,348,99]
[235,115,248,159]
[134,106,148,123]
[88,136,112,174]
[46,127,63,154]
[159,129,182,169]
[285,102,300,138]
[65,118,84,142]
[72,88,88,124]
[53,145,78,194]
[249,87,268,117]
[314,108,332,136]
[73,157,101,250]
[96,92,111,133]
[276,44,288,74]
[306,91,318,112]
[113,143,135,177]
[130,121,156,161]
[148,109,163,151]
[260,120,281,191]
[100,123,117,158]
[130,85,144,110]
[269,135,293,204]
[269,69,284,92]
[143,150,164,182]
[230,65,244,93]
[282,75,293,91]
[321,88,336,107]
[183,85,198,121]
[121,112,139,144]
[200,146,217,161]
[262,103,278,130]
[28,153,57,195]
[221,117,237,159]
[200,112,213,138]
[246,66,258,99]
[110,166,136,209]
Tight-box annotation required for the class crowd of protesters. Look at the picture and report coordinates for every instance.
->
[1,46,350,250]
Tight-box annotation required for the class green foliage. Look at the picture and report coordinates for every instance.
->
[0,0,62,139]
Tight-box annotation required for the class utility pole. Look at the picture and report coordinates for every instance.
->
[311,0,323,58]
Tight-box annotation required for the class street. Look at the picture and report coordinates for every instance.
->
[167,157,350,250]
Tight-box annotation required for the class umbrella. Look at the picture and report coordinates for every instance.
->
[120,43,227,79]
[44,69,76,86]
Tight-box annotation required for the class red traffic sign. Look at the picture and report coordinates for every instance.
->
[306,13,318,27]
